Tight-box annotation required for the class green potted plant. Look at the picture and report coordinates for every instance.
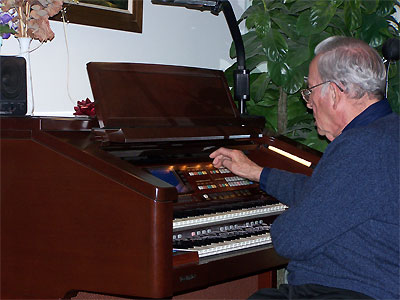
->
[226,0,399,152]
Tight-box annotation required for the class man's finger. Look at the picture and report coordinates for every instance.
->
[209,147,232,159]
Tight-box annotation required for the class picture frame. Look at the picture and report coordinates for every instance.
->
[52,0,143,33]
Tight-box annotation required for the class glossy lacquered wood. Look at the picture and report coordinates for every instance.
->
[1,117,174,299]
[173,247,287,294]
[1,64,321,299]
[86,63,239,129]
[1,116,321,299]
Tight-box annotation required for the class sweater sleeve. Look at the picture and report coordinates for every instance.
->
[269,130,395,261]
[263,168,309,207]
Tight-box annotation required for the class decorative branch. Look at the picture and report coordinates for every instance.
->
[1,0,63,42]
[277,87,287,135]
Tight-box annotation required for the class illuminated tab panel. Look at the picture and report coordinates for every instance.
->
[189,170,208,176]
[268,146,312,167]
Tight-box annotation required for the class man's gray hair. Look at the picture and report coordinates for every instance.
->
[315,36,386,100]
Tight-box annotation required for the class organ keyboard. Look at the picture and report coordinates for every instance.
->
[1,63,321,299]
[190,232,272,258]
[170,164,288,260]
[173,202,287,230]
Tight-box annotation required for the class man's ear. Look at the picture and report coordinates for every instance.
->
[331,84,342,110]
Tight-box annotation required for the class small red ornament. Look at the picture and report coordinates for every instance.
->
[74,98,96,117]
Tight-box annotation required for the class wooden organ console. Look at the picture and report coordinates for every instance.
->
[0,63,321,299]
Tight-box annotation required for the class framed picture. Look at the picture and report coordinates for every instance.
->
[52,0,143,33]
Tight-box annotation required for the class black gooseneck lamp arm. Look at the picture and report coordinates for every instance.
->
[151,0,250,115]
[214,1,249,115]
[382,38,399,99]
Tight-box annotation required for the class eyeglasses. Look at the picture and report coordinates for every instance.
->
[301,81,344,103]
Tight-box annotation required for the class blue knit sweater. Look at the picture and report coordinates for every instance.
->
[260,100,399,299]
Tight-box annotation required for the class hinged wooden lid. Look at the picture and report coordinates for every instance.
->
[87,62,263,142]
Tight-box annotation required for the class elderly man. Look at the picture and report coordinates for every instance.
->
[210,36,399,299]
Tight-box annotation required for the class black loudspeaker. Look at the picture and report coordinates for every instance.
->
[0,56,27,116]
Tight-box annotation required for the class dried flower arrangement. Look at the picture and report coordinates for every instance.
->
[0,0,64,42]
[0,12,16,40]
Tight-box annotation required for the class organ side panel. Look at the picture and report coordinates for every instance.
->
[1,133,173,299]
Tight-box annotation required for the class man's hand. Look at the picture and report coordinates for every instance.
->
[209,147,263,182]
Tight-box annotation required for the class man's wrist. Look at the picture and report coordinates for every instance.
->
[250,166,263,182]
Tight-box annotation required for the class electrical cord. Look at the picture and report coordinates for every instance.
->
[61,8,76,105]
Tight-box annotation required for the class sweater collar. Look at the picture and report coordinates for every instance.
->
[343,99,393,132]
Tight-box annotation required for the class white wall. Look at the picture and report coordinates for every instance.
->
[0,0,249,116]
